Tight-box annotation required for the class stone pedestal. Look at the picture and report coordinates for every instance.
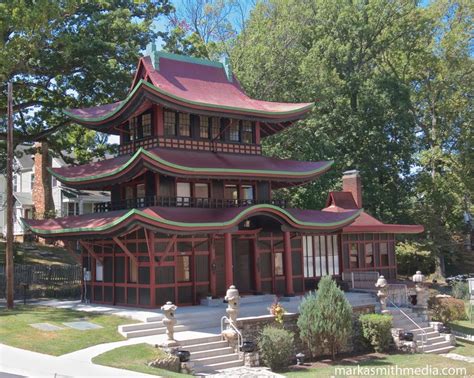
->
[242,352,259,367]
[180,361,194,374]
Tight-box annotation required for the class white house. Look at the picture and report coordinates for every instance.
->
[0,144,110,241]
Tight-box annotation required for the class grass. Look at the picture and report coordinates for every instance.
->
[0,305,136,356]
[92,343,190,377]
[0,241,78,266]
[284,342,474,377]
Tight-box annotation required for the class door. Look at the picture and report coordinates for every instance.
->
[233,238,254,293]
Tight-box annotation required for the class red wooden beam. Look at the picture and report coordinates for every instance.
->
[145,229,156,307]
[157,235,177,266]
[112,237,138,265]
[79,240,103,264]
[283,231,294,296]
[209,234,217,297]
[224,233,233,288]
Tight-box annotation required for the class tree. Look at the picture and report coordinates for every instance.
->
[232,0,422,222]
[0,0,172,166]
[297,276,353,360]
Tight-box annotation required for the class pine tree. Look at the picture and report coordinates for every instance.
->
[297,276,352,360]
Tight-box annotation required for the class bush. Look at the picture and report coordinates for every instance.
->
[258,326,294,371]
[428,296,467,323]
[352,315,370,353]
[451,282,469,300]
[359,314,393,353]
[297,276,352,359]
[396,242,436,276]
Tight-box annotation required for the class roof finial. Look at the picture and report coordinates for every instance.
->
[147,41,159,70]
[221,56,233,82]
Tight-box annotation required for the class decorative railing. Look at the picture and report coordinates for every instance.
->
[94,196,287,213]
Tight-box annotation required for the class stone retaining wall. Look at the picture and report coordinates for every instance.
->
[235,304,375,358]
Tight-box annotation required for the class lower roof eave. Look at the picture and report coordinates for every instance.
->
[342,225,424,234]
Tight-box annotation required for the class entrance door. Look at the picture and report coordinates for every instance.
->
[233,238,255,293]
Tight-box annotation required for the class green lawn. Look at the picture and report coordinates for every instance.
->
[449,301,474,336]
[284,342,474,377]
[92,343,190,377]
[0,305,135,356]
[0,241,78,266]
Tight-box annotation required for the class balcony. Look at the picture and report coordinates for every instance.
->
[94,196,287,213]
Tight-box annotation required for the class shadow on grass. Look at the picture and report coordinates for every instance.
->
[0,305,103,323]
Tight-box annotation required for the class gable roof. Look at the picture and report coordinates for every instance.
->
[64,52,314,135]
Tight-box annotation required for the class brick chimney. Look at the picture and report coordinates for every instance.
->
[32,142,55,219]
[342,170,362,208]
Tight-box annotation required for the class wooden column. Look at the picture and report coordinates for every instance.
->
[209,234,217,297]
[252,238,262,293]
[224,233,233,288]
[283,231,294,296]
[147,230,156,307]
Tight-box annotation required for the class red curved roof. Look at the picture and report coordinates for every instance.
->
[21,205,361,238]
[324,191,424,234]
[49,147,333,189]
[64,52,313,134]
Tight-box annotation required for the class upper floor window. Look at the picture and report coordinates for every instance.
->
[229,121,240,142]
[241,121,254,144]
[126,112,153,142]
[179,113,191,137]
[211,117,220,140]
[142,113,152,137]
[199,116,209,139]
[164,111,176,136]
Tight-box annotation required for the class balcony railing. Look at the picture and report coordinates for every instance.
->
[94,196,287,213]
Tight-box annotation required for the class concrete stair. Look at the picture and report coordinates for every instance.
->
[179,335,244,373]
[118,321,186,338]
[388,307,455,354]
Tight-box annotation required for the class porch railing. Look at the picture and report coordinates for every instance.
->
[94,196,287,213]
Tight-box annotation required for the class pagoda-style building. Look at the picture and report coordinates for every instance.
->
[22,52,423,307]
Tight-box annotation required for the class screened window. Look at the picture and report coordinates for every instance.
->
[194,183,209,198]
[129,259,138,283]
[350,243,359,269]
[241,120,253,143]
[177,256,191,282]
[229,120,240,142]
[164,111,176,136]
[380,242,389,266]
[241,185,254,204]
[274,253,284,276]
[224,185,238,203]
[199,116,209,139]
[142,113,152,137]
[179,113,191,137]
[365,243,374,267]
[211,117,220,139]
[303,236,314,278]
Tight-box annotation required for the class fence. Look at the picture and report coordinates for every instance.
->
[0,264,82,299]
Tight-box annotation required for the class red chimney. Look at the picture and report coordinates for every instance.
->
[342,170,362,208]
[32,142,55,219]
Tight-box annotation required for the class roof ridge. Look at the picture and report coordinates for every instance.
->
[150,51,224,70]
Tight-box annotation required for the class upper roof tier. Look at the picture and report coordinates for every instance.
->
[64,52,314,135]
[49,146,333,189]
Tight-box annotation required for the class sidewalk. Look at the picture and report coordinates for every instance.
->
[0,344,157,378]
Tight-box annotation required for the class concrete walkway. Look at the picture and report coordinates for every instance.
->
[0,344,157,377]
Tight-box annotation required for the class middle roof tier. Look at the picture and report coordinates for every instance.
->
[49,147,333,190]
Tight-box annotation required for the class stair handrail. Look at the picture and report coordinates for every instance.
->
[221,316,243,349]
[387,297,427,351]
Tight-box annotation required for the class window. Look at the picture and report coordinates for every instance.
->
[129,258,138,283]
[177,255,191,282]
[365,243,374,267]
[199,116,209,139]
[96,261,103,281]
[274,252,284,276]
[241,121,254,144]
[320,236,327,275]
[30,174,34,190]
[67,202,79,216]
[229,120,240,142]
[136,183,146,198]
[164,111,176,136]
[303,236,314,278]
[179,113,191,137]
[129,116,138,141]
[224,184,238,204]
[314,236,321,276]
[177,182,191,206]
[350,243,359,269]
[241,185,254,205]
[380,242,389,266]
[327,236,334,275]
[194,183,209,198]
[12,175,17,192]
[333,235,340,275]
[142,113,152,137]
[211,117,220,139]
[125,186,134,200]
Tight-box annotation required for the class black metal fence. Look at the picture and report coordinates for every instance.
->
[0,264,82,300]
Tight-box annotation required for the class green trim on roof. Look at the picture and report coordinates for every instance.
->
[47,148,334,183]
[153,51,224,70]
[63,80,314,123]
[21,205,363,236]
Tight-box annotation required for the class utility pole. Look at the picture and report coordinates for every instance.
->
[6,82,14,309]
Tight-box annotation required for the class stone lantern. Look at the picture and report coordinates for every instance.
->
[412,271,428,308]
[225,285,240,325]
[161,301,179,347]
[375,275,389,314]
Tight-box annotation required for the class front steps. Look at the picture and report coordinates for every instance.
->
[388,308,455,354]
[118,321,186,338]
[179,335,244,374]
